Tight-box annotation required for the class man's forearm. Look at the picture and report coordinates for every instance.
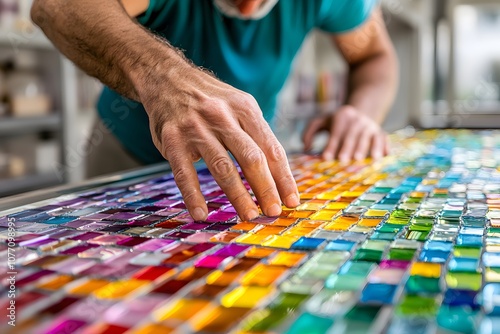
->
[345,50,399,124]
[31,0,190,102]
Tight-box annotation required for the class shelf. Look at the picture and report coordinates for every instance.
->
[0,114,61,136]
[0,173,62,198]
[0,28,53,50]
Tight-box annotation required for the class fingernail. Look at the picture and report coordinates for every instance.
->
[286,193,300,207]
[323,153,333,161]
[245,209,259,221]
[192,207,206,221]
[373,152,381,160]
[267,203,282,217]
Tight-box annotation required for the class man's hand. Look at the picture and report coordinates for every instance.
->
[302,105,389,162]
[140,63,299,221]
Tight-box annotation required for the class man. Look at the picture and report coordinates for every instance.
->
[31,0,398,222]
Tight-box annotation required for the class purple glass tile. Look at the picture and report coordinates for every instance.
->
[164,231,193,239]
[106,264,143,279]
[103,295,164,327]
[62,219,96,229]
[56,198,87,207]
[47,258,96,275]
[194,255,227,269]
[23,237,57,248]
[379,259,411,270]
[205,212,238,223]
[158,242,191,255]
[154,221,186,229]
[116,237,149,247]
[171,203,187,210]
[181,222,211,231]
[68,231,103,241]
[37,204,62,211]
[133,238,175,252]
[61,244,98,255]
[126,220,153,227]
[45,229,83,239]
[189,242,217,253]
[153,199,181,207]
[136,205,164,212]
[62,298,115,321]
[251,216,278,224]
[78,222,112,231]
[88,234,131,245]
[70,207,103,217]
[83,213,112,220]
[78,247,125,261]
[184,232,218,243]
[103,251,138,265]
[206,223,234,232]
[99,224,130,233]
[42,318,87,334]
[108,212,144,221]
[135,215,166,223]
[155,208,185,217]
[14,233,42,243]
[213,244,249,257]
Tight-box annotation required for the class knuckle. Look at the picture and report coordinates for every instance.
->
[202,98,227,116]
[241,148,266,167]
[269,143,286,163]
[211,156,234,181]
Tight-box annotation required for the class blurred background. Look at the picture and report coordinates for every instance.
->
[0,0,499,197]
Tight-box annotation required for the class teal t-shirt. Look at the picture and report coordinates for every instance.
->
[97,0,377,164]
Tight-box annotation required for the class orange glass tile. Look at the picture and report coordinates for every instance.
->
[268,251,306,267]
[80,323,128,334]
[324,202,349,210]
[240,264,288,286]
[282,227,315,237]
[271,218,297,227]
[295,220,324,229]
[177,267,213,281]
[254,226,285,236]
[234,233,271,245]
[189,284,226,299]
[245,247,276,258]
[337,197,355,203]
[261,235,300,249]
[206,270,241,286]
[288,210,315,219]
[433,188,448,194]
[190,306,250,333]
[358,218,383,227]
[309,210,339,221]
[154,298,210,323]
[299,193,316,200]
[36,275,74,291]
[68,278,110,295]
[231,222,259,232]
[296,202,324,211]
[225,257,261,271]
[410,191,427,198]
[221,286,273,308]
[92,279,149,299]
[210,231,242,243]
[131,323,174,334]
[279,209,294,217]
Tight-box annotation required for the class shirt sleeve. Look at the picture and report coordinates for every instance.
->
[316,0,379,34]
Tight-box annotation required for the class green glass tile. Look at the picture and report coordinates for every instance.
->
[409,224,433,232]
[353,249,383,262]
[295,263,337,280]
[242,308,288,332]
[445,272,482,291]
[452,246,482,259]
[388,248,416,261]
[378,223,405,233]
[396,295,439,316]
[390,209,414,219]
[406,230,429,241]
[412,217,435,225]
[344,305,381,322]
[405,197,423,203]
[370,187,393,193]
[325,274,365,291]
[362,240,389,251]
[286,312,334,334]
[406,276,441,294]
[270,293,309,312]
[437,305,478,334]
[430,193,448,198]
[370,232,397,240]
[281,279,318,295]
[340,261,376,276]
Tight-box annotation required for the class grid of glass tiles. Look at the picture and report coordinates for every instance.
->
[1,130,500,333]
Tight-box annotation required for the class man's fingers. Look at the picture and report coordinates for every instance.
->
[302,118,326,152]
[236,119,299,210]
[354,130,372,161]
[337,126,361,163]
[168,150,207,221]
[371,132,385,160]
[198,136,259,221]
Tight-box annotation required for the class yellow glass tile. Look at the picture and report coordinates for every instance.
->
[271,218,298,227]
[254,226,285,236]
[288,210,315,219]
[349,226,373,233]
[296,202,323,211]
[240,264,288,286]
[309,210,339,221]
[299,193,315,200]
[132,323,174,334]
[410,191,427,198]
[316,192,341,200]
[410,262,441,278]
[234,233,270,245]
[244,247,275,259]
[295,220,324,229]
[334,216,359,225]
[358,218,383,227]
[323,221,351,231]
[261,235,300,249]
[341,191,364,198]
[221,286,273,308]
[282,227,315,237]
[485,268,500,282]
[363,210,388,218]
[92,279,149,299]
[154,298,209,322]
[232,222,259,232]
[68,278,110,295]
[422,179,438,185]
[190,305,250,332]
[324,202,349,210]
[36,275,74,291]
[206,270,241,286]
[268,251,306,267]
